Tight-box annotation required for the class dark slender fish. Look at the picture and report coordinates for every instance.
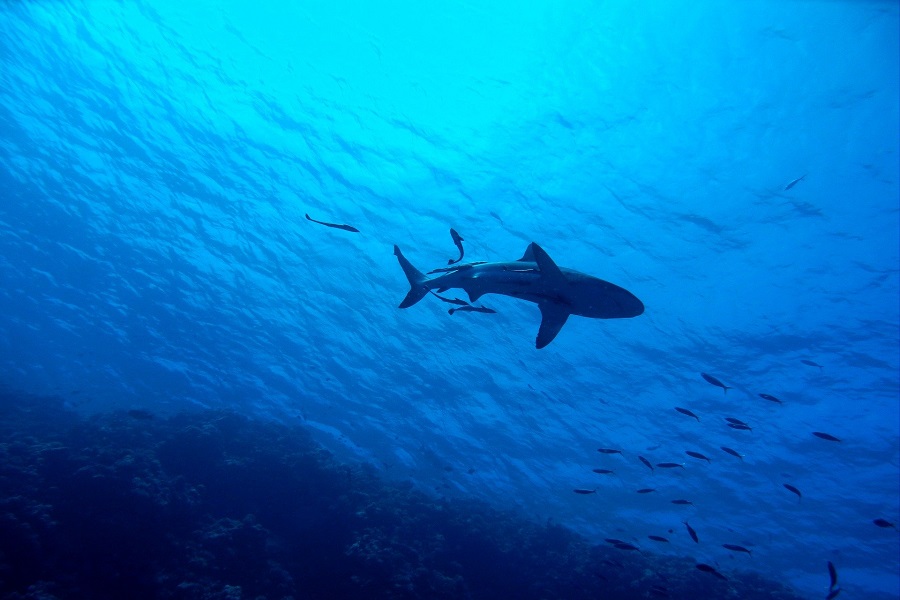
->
[720,446,744,461]
[701,372,732,394]
[604,538,627,545]
[683,521,699,543]
[430,292,470,306]
[784,174,806,190]
[305,213,360,233]
[447,228,465,264]
[675,407,700,421]
[592,468,615,475]
[427,262,486,275]
[597,448,622,455]
[696,563,728,580]
[722,544,752,557]
[685,450,711,463]
[827,560,838,590]
[671,499,693,505]
[801,359,824,370]
[759,393,783,404]
[873,518,896,528]
[638,455,654,472]
[637,488,656,494]
[614,542,640,551]
[725,417,748,426]
[728,423,752,431]
[783,483,802,502]
[812,431,841,442]
[448,305,496,315]
[648,535,669,543]
[657,462,685,469]
[826,588,842,600]
[573,488,597,495]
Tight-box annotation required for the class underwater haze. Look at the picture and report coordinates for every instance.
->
[1,1,898,598]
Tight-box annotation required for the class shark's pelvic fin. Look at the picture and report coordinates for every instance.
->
[536,302,570,349]
[393,245,429,308]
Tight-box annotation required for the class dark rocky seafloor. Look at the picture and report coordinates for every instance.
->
[0,389,804,600]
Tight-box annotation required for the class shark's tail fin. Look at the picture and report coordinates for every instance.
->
[393,245,429,308]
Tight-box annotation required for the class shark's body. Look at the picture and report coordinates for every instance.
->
[393,242,644,348]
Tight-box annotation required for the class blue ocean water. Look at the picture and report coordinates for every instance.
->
[0,0,897,598]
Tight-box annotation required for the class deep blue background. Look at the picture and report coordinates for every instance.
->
[1,1,898,598]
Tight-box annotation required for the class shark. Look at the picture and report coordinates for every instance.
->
[393,242,644,348]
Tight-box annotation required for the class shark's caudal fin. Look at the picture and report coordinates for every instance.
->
[393,245,429,308]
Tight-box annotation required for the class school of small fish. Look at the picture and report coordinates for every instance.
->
[574,368,897,598]
[303,212,896,596]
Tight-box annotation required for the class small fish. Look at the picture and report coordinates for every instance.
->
[657,462,685,469]
[826,588,842,600]
[638,455,654,472]
[701,372,732,394]
[685,450,711,464]
[671,499,693,505]
[305,213,360,233]
[448,305,496,315]
[725,417,748,426]
[722,543,752,557]
[783,174,806,190]
[648,535,669,543]
[614,542,640,551]
[592,468,615,475]
[720,446,744,461]
[696,563,727,580]
[604,538,627,545]
[573,488,598,495]
[683,520,699,543]
[783,483,802,502]
[758,393,783,404]
[675,407,700,421]
[447,228,465,264]
[728,423,752,431]
[597,448,622,455]
[812,431,841,442]
[430,292,470,306]
[801,359,824,370]
[636,488,656,494]
[873,518,896,529]
[827,560,838,590]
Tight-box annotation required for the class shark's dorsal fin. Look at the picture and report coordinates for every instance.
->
[517,243,537,262]
[536,302,570,349]
[530,243,565,281]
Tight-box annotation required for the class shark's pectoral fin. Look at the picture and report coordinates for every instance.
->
[536,303,570,349]
[466,289,484,303]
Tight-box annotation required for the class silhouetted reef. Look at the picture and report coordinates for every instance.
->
[0,391,803,599]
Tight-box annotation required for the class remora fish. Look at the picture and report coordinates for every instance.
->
[305,213,360,233]
[393,242,644,348]
[447,228,465,264]
[448,305,496,315]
